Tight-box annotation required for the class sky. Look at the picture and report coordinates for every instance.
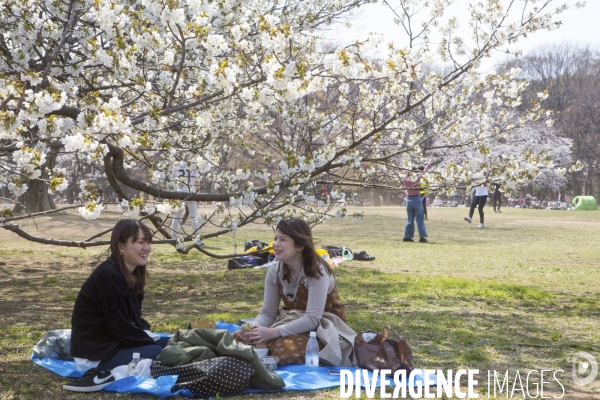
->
[326,1,600,72]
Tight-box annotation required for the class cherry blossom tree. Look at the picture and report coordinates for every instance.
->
[0,0,584,255]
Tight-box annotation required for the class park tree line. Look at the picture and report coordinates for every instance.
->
[499,43,600,200]
[0,0,588,255]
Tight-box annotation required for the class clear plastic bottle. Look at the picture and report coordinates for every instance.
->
[305,331,319,367]
[127,352,141,376]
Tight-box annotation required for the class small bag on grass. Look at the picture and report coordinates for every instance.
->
[354,326,414,375]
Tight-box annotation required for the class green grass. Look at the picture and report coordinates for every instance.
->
[1,206,600,398]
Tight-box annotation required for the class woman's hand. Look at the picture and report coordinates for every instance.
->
[244,326,281,344]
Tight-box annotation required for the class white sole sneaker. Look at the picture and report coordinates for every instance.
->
[464,217,472,223]
[63,369,115,392]
[478,224,485,228]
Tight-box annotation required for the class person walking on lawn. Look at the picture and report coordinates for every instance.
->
[402,158,434,243]
[493,183,502,213]
[465,184,488,228]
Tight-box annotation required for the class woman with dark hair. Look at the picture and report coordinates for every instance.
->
[236,218,356,366]
[464,185,488,228]
[64,219,167,392]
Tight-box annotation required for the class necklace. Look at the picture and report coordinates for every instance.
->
[285,265,303,299]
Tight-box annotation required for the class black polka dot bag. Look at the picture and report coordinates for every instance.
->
[151,355,254,397]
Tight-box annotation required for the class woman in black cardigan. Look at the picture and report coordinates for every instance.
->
[64,219,167,392]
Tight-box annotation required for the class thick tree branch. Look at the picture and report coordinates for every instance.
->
[2,204,83,222]
[2,223,110,248]
[107,143,268,201]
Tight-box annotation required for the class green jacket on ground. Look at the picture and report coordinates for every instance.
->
[156,328,285,391]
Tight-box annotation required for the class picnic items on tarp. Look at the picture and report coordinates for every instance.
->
[229,239,340,269]
[228,238,376,269]
[261,356,279,371]
[33,329,73,361]
[151,355,254,397]
[227,240,274,270]
[324,246,376,262]
[322,246,353,260]
[322,246,343,258]
[33,321,437,397]
[156,328,285,391]
[354,326,414,375]
[112,358,153,379]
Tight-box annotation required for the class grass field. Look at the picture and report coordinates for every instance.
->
[0,205,599,399]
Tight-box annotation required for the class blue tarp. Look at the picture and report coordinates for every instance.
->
[33,322,435,397]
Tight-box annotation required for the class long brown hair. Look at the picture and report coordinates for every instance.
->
[110,219,152,295]
[275,218,333,281]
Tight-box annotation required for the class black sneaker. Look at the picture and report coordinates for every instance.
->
[63,368,115,392]
[419,237,428,243]
[353,251,376,261]
[402,238,414,242]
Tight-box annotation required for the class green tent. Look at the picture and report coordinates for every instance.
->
[572,196,599,210]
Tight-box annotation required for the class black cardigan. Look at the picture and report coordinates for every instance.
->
[70,256,156,361]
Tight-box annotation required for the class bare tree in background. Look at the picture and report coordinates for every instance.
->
[500,43,600,198]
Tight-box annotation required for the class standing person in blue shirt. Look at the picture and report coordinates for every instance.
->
[402,158,434,243]
[464,184,489,228]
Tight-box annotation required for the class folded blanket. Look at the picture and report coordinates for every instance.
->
[156,328,285,391]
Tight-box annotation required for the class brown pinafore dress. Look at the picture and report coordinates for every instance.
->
[265,265,347,365]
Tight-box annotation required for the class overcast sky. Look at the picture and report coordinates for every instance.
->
[326,1,599,72]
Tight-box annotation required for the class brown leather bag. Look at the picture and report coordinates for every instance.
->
[354,326,414,374]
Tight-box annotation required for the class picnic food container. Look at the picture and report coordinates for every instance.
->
[253,347,269,357]
[260,356,279,371]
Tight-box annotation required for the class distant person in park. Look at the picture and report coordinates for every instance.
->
[171,162,202,243]
[464,184,488,228]
[64,220,168,392]
[418,167,430,220]
[493,183,502,213]
[234,218,355,366]
[402,158,434,243]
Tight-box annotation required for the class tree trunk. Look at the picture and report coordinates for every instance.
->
[13,152,58,214]
[372,190,381,206]
[13,179,56,213]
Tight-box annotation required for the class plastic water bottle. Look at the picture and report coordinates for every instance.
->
[305,331,319,366]
[127,352,141,376]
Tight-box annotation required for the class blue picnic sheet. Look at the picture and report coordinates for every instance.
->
[32,321,436,397]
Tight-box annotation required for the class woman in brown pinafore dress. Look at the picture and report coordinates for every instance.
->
[235,219,353,365]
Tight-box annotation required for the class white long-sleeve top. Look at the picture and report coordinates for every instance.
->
[253,262,334,337]
[475,186,489,196]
